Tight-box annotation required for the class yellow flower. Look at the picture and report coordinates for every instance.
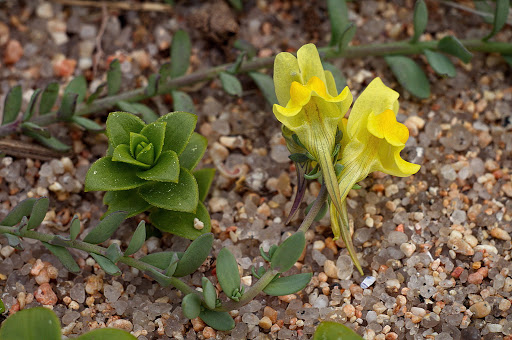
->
[272,44,353,259]
[330,77,421,274]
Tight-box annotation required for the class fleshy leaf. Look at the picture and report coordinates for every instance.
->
[437,35,472,63]
[249,72,278,106]
[2,85,22,125]
[71,116,104,131]
[103,190,151,218]
[42,242,80,273]
[199,309,235,331]
[85,157,147,191]
[424,49,456,77]
[124,221,146,256]
[64,75,87,103]
[106,112,145,148]
[202,277,217,310]
[107,59,122,95]
[216,248,241,300]
[411,0,428,43]
[384,55,430,99]
[150,201,211,239]
[77,328,137,340]
[0,198,36,226]
[170,30,191,78]
[136,150,180,182]
[157,111,197,155]
[140,252,178,270]
[173,233,213,277]
[172,91,196,114]
[90,253,121,276]
[83,211,128,244]
[271,231,305,273]
[57,92,78,121]
[327,0,349,48]
[39,82,59,115]
[105,243,123,263]
[134,143,155,165]
[116,101,159,124]
[313,321,363,340]
[129,132,149,157]
[69,215,81,241]
[22,89,42,121]
[138,167,198,212]
[263,273,312,296]
[113,144,151,168]
[193,168,215,201]
[182,294,201,319]
[483,0,509,41]
[27,197,49,230]
[140,121,166,160]
[0,307,61,340]
[219,72,243,97]
[179,132,207,170]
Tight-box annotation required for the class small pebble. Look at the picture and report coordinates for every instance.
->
[470,301,491,318]
[34,283,58,305]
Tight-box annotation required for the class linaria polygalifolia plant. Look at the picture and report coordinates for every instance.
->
[0,0,511,337]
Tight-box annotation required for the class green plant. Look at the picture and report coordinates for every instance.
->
[0,307,136,340]
[313,321,363,340]
[84,111,213,239]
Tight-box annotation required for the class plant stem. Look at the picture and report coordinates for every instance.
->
[299,185,328,234]
[17,38,511,137]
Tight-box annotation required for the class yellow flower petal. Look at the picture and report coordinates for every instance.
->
[374,142,421,177]
[296,44,327,85]
[367,109,409,147]
[324,70,338,97]
[273,52,301,106]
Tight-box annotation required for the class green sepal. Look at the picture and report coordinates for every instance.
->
[179,132,207,170]
[136,150,180,182]
[85,157,147,192]
[150,201,211,240]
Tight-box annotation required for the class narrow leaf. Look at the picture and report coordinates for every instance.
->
[219,72,242,97]
[216,248,241,300]
[411,0,428,43]
[71,116,104,131]
[140,252,178,270]
[86,82,106,104]
[199,309,235,331]
[27,197,49,230]
[313,321,363,340]
[248,72,278,106]
[484,0,510,40]
[23,131,70,151]
[124,221,146,256]
[193,168,215,202]
[164,252,179,277]
[226,52,246,74]
[271,231,306,273]
[90,253,121,276]
[107,59,122,95]
[2,85,22,125]
[69,215,80,241]
[5,234,22,250]
[170,30,191,78]
[106,243,123,263]
[0,307,61,340]
[145,73,159,96]
[64,75,87,103]
[233,39,257,59]
[83,211,128,244]
[182,293,201,319]
[0,198,36,226]
[22,89,42,121]
[173,233,213,277]
[171,90,196,114]
[424,49,456,77]
[21,122,50,138]
[116,101,159,124]
[39,82,59,115]
[57,92,78,120]
[179,132,207,170]
[42,242,80,273]
[327,0,349,47]
[202,277,217,310]
[157,111,197,155]
[337,24,356,54]
[437,35,472,63]
[263,273,312,296]
[384,55,431,99]
[474,0,494,24]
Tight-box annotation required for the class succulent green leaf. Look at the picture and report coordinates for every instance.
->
[23,130,70,151]
[106,243,123,263]
[164,252,180,276]
[0,297,4,314]
[21,122,51,138]
[106,112,145,148]
[116,101,159,124]
[219,72,243,97]
[0,198,36,226]
[124,221,146,256]
[42,242,80,273]
[150,201,211,239]
[134,142,155,165]
[103,189,151,218]
[22,89,42,121]
[199,309,235,331]
[313,321,364,340]
[424,49,456,77]
[437,35,472,63]
[129,132,149,156]
[322,61,347,89]
[145,73,158,97]
[0,307,61,340]
[193,168,215,202]
[69,215,80,241]
[137,150,180,181]
[107,59,122,95]
[64,75,87,103]
[171,90,196,114]
[327,0,349,47]
[484,0,509,41]
[384,55,430,99]
[411,0,428,43]
[86,82,106,104]
[27,197,49,230]
[158,63,172,89]
[173,233,213,277]
[263,273,312,296]
[202,277,217,310]
[271,231,306,273]
[182,293,201,319]
[90,253,121,276]
[85,157,147,191]
[157,111,197,155]
[338,24,356,54]
[77,328,137,340]
[39,82,59,115]
[170,30,191,78]
[140,252,178,270]
[2,85,22,125]
[474,1,494,24]
[140,121,166,160]
[179,133,207,170]
[58,92,78,121]
[248,72,278,106]
[5,234,22,250]
[71,116,104,131]
[83,211,128,244]
[216,248,241,300]
[138,167,198,212]
[226,51,246,74]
